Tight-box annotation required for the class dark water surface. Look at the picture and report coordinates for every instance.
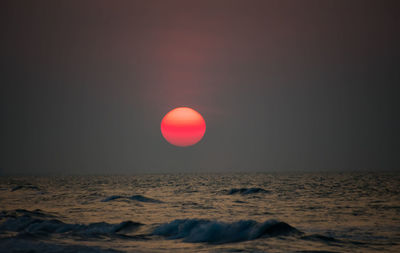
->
[0,173,399,252]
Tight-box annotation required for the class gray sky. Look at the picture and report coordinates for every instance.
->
[1,0,399,174]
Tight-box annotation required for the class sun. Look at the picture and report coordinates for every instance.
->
[161,107,206,147]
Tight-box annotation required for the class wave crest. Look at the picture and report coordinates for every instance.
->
[0,209,142,237]
[101,195,162,203]
[227,187,270,195]
[11,185,41,192]
[152,218,300,244]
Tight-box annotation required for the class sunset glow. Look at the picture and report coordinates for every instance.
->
[161,107,206,147]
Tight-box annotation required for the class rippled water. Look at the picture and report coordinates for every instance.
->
[0,173,399,252]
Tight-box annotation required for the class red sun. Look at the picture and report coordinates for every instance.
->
[161,107,206,147]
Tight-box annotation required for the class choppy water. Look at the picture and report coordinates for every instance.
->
[0,173,399,252]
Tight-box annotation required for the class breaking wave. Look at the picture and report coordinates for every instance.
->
[101,195,162,203]
[227,187,270,195]
[152,218,301,244]
[0,209,142,237]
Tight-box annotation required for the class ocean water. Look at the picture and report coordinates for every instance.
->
[0,173,399,253]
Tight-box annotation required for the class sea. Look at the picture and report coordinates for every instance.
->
[0,173,399,253]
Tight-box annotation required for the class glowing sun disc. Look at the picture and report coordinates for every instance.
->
[161,107,206,147]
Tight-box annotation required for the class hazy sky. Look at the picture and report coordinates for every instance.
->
[1,0,399,174]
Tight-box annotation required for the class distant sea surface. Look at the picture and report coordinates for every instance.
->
[0,173,399,253]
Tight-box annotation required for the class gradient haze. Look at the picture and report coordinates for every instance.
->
[1,0,399,174]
